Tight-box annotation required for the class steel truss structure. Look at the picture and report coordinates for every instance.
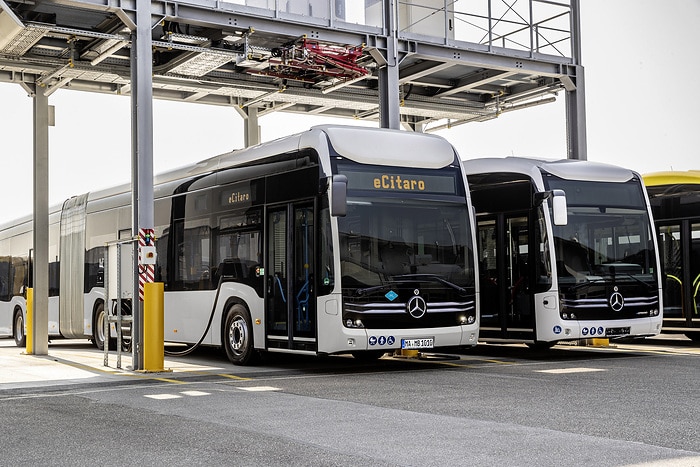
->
[0,0,584,142]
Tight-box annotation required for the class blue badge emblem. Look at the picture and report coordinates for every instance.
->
[378,336,387,345]
[369,336,377,346]
[553,325,562,335]
[385,290,398,301]
[598,327,604,335]
[582,327,589,336]
[387,336,395,345]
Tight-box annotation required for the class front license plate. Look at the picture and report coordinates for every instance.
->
[605,326,631,337]
[401,338,434,349]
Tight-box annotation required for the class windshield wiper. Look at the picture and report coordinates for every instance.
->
[567,274,656,293]
[613,273,657,292]
[393,274,469,297]
[354,282,402,297]
[568,278,607,292]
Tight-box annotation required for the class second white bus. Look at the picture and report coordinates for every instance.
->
[464,157,662,347]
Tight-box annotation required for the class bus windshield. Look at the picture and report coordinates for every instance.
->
[338,198,474,292]
[545,178,658,290]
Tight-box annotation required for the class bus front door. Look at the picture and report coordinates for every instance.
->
[266,202,317,352]
[478,214,535,341]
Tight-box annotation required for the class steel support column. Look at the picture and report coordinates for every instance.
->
[378,0,401,130]
[244,106,260,147]
[30,86,49,355]
[567,0,587,160]
[565,66,587,161]
[130,1,155,371]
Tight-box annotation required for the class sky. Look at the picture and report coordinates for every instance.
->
[0,0,698,225]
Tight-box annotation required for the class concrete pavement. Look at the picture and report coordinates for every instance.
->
[2,333,697,391]
[0,338,234,390]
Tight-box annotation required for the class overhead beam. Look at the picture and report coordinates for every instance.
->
[437,69,517,98]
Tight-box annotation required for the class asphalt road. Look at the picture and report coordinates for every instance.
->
[1,338,699,466]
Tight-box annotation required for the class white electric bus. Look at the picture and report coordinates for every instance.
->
[644,171,700,341]
[0,125,479,364]
[464,157,662,347]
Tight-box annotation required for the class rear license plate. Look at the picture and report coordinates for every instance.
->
[401,338,434,349]
[605,327,631,337]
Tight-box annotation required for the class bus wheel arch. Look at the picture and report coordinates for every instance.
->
[13,307,26,347]
[222,300,259,365]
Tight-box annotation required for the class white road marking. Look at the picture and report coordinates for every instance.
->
[180,390,210,397]
[145,393,182,400]
[238,386,281,392]
[536,367,607,374]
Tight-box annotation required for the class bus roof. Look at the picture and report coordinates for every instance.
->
[643,171,700,187]
[463,157,637,186]
[2,126,460,230]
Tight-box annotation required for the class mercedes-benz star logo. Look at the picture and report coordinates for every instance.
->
[609,291,625,312]
[407,295,427,319]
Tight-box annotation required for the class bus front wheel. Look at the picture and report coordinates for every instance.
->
[685,332,700,343]
[527,341,556,350]
[13,309,26,347]
[352,350,386,361]
[223,304,258,365]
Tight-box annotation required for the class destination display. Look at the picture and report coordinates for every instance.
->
[341,169,458,195]
[220,187,252,207]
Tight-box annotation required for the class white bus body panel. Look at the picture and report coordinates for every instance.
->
[163,291,217,344]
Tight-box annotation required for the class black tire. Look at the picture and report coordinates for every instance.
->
[13,309,26,348]
[351,350,386,361]
[526,341,556,350]
[92,302,116,351]
[685,332,700,343]
[223,304,258,365]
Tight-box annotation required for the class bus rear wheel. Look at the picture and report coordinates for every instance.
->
[92,302,115,351]
[13,309,26,347]
[223,304,258,365]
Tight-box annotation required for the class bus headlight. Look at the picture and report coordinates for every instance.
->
[345,319,364,328]
[459,315,476,325]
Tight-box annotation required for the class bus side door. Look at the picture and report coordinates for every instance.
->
[477,213,534,340]
[266,201,317,351]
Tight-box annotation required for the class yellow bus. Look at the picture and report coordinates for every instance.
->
[644,171,700,342]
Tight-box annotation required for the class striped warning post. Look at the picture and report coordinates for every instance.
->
[138,228,155,302]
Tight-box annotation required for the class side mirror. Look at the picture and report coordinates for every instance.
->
[551,189,568,226]
[330,174,348,217]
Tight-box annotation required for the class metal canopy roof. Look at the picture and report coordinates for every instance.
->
[0,0,579,130]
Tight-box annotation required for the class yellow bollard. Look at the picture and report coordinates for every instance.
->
[143,282,166,372]
[26,288,33,354]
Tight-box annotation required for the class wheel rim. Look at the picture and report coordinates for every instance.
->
[228,316,248,355]
[14,313,24,342]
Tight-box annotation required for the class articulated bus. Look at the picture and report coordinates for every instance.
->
[0,125,479,364]
[463,157,662,347]
[643,171,700,341]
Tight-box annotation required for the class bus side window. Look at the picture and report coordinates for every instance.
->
[0,257,9,300]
